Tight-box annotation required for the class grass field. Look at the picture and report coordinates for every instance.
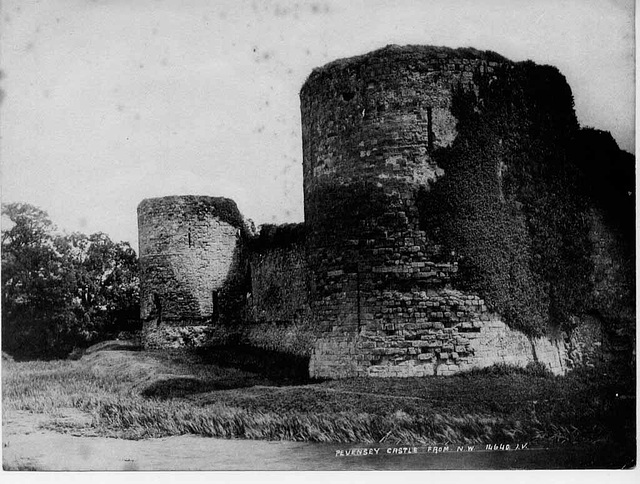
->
[2,344,636,451]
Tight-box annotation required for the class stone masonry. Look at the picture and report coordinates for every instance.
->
[309,288,569,378]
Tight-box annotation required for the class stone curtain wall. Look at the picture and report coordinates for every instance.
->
[245,243,314,356]
[249,243,311,324]
[138,196,245,347]
[243,224,315,357]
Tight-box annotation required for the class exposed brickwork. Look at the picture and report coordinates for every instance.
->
[309,288,570,378]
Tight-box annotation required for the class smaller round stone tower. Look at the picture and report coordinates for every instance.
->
[138,196,246,347]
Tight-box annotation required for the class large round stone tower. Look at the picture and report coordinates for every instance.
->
[300,46,492,307]
[138,196,246,347]
[300,45,575,378]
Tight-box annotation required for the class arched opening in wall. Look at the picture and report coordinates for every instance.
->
[212,289,220,323]
[153,293,162,326]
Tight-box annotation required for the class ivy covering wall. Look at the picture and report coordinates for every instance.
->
[417,62,616,336]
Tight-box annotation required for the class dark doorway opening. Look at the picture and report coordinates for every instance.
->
[153,293,162,325]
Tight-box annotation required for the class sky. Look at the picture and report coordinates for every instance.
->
[0,0,635,252]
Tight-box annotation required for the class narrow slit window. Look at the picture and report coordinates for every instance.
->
[426,107,434,150]
[188,229,192,247]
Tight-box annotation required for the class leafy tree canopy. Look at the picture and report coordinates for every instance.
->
[2,202,140,359]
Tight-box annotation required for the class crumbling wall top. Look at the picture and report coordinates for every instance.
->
[301,44,509,93]
[137,195,245,229]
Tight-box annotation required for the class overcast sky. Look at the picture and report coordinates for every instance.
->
[0,0,635,251]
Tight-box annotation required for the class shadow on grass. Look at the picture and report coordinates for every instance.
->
[195,344,316,384]
[84,340,142,354]
[141,376,256,398]
[141,345,317,399]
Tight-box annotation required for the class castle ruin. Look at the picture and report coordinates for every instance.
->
[138,46,635,378]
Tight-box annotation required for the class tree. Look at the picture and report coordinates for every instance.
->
[56,231,139,336]
[2,203,139,359]
[2,204,68,357]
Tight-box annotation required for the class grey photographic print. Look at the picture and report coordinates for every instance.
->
[1,0,636,481]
